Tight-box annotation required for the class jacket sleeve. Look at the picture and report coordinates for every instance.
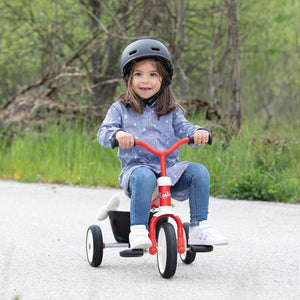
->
[172,107,211,142]
[97,102,123,148]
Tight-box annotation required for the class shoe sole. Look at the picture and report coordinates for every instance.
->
[130,241,152,250]
[189,239,229,246]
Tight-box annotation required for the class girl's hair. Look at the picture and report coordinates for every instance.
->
[117,58,184,117]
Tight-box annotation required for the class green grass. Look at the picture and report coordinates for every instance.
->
[0,123,120,187]
[180,119,300,203]
[0,119,299,203]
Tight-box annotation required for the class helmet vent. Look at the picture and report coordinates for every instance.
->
[129,50,137,56]
[151,47,160,51]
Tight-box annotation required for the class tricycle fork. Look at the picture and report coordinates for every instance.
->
[148,213,185,255]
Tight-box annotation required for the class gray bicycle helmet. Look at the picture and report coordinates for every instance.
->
[120,39,173,82]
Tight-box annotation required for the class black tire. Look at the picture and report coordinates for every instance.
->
[156,222,177,278]
[86,225,103,267]
[180,222,196,264]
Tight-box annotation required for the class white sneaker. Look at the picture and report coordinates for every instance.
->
[188,221,229,246]
[129,225,152,250]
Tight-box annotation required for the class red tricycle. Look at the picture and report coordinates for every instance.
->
[86,136,213,278]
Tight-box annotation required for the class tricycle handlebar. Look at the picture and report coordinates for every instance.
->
[110,132,212,150]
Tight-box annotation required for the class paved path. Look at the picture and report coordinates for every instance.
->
[0,180,299,300]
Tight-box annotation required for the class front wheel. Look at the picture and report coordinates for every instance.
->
[156,222,177,278]
[86,225,103,267]
[180,222,196,264]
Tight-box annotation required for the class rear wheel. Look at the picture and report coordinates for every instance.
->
[86,225,103,267]
[156,222,177,278]
[180,222,196,264]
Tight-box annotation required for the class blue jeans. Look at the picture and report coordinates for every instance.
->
[128,163,210,227]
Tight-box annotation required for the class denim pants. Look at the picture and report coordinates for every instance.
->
[128,163,210,227]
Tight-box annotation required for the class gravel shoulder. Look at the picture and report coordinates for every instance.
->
[0,180,299,300]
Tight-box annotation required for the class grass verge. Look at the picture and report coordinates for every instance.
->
[0,119,299,203]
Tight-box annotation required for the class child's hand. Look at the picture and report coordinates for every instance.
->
[193,130,209,146]
[114,131,135,148]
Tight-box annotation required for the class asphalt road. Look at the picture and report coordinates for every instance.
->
[0,180,299,300]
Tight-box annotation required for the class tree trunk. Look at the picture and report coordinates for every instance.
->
[91,39,122,105]
[86,0,122,105]
[209,2,231,112]
[173,0,189,99]
[226,0,242,135]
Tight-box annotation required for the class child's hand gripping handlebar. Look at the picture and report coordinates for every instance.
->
[111,133,212,177]
[110,133,212,149]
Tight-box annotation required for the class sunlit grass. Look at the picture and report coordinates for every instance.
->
[0,118,299,203]
[179,119,300,203]
[0,122,120,187]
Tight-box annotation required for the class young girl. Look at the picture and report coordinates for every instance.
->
[97,39,228,249]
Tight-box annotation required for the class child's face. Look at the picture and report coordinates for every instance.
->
[131,59,162,99]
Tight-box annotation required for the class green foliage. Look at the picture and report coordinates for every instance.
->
[225,167,299,202]
[0,122,120,187]
[238,0,300,117]
[179,117,300,203]
[1,0,299,119]
[0,0,91,101]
